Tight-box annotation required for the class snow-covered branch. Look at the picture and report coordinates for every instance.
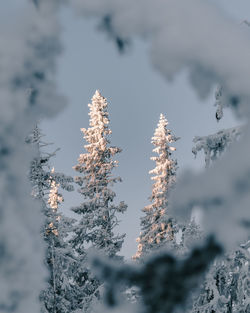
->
[192,126,242,168]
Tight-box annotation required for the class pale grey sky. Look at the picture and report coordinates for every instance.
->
[2,0,249,258]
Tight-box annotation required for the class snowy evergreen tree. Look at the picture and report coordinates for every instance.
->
[134,114,179,259]
[70,90,127,312]
[27,126,76,313]
[41,169,77,313]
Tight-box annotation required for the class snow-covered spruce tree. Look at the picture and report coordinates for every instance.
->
[41,169,77,313]
[27,126,76,313]
[134,114,178,259]
[70,90,127,312]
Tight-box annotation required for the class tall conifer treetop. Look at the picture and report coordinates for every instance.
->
[71,90,127,312]
[72,90,127,255]
[74,90,120,177]
[134,114,178,259]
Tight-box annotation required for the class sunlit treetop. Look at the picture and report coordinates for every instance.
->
[134,114,179,259]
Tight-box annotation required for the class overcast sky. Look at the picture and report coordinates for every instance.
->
[3,0,250,258]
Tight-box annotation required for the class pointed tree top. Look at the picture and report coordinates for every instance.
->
[159,113,168,126]
[159,113,165,120]
[93,89,102,98]
[90,90,108,111]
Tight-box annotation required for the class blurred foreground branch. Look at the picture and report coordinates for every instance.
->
[92,237,222,313]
